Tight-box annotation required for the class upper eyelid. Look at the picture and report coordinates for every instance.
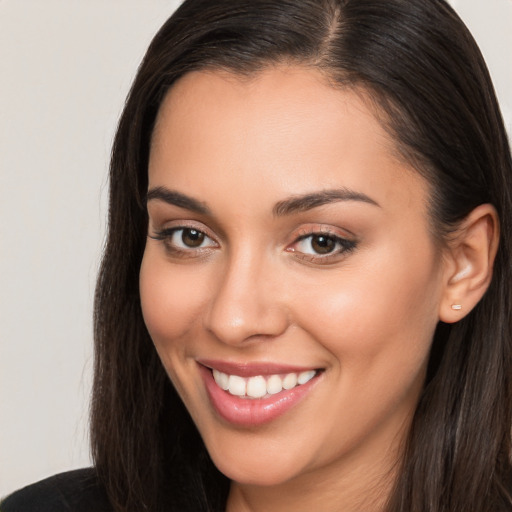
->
[296,231,345,242]
[146,209,229,239]
[150,220,218,239]
[152,226,219,247]
[293,224,357,241]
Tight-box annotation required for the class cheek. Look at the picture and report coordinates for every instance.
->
[139,247,214,407]
[139,247,208,348]
[292,244,442,370]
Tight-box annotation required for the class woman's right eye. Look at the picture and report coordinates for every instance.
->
[149,227,218,254]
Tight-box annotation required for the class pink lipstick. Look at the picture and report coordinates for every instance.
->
[198,361,321,427]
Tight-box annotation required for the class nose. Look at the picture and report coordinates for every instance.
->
[203,251,289,345]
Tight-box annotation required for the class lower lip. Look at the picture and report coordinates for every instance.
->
[199,365,319,427]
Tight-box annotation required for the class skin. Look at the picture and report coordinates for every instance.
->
[139,66,468,511]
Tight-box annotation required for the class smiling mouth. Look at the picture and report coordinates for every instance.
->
[198,363,323,426]
[212,369,319,399]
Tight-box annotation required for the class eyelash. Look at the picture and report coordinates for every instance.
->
[289,232,357,263]
[148,226,358,263]
[148,226,218,258]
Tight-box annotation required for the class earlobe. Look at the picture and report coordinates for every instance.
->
[439,204,499,323]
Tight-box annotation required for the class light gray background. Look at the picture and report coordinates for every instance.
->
[1,0,511,498]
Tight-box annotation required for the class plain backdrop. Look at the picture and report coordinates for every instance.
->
[1,0,511,498]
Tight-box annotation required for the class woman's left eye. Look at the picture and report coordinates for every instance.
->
[290,233,357,260]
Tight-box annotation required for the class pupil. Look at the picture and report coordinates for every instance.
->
[182,229,204,247]
[312,235,335,254]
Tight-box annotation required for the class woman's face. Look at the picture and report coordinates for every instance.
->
[140,67,446,491]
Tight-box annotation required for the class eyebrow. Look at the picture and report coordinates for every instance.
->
[273,188,380,216]
[146,186,379,216]
[146,186,210,214]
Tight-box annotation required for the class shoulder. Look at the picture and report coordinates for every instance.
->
[0,468,112,512]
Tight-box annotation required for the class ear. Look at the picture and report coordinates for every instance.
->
[439,204,500,323]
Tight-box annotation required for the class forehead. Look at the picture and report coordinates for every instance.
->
[149,66,429,220]
[152,66,391,151]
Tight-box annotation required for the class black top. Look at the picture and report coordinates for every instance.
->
[0,468,112,512]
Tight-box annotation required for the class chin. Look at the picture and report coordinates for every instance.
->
[207,441,308,487]
[215,463,298,487]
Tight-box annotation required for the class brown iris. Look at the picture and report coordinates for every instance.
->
[310,235,336,254]
[181,228,205,247]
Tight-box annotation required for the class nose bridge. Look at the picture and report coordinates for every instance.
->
[204,245,288,345]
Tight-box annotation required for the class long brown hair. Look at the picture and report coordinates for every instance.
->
[91,1,512,510]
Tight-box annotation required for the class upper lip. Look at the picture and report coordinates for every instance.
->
[197,359,321,377]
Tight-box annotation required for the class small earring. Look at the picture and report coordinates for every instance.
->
[451,304,462,310]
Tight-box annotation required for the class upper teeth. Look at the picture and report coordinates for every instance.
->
[212,369,317,398]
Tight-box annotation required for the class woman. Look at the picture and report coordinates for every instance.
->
[2,0,511,510]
